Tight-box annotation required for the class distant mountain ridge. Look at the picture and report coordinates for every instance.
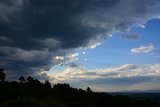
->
[110,90,160,93]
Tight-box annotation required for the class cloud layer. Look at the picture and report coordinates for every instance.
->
[50,64,160,92]
[0,0,160,80]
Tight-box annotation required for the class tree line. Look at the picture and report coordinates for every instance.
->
[0,68,160,107]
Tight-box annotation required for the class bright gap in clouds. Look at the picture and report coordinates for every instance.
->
[49,19,160,92]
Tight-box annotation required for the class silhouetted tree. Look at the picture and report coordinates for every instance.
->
[0,68,5,81]
[54,83,70,89]
[26,76,34,83]
[34,79,41,86]
[19,76,25,83]
[44,80,51,89]
[86,87,92,93]
[26,76,42,88]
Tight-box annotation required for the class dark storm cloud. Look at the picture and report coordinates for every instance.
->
[0,0,93,50]
[0,0,160,80]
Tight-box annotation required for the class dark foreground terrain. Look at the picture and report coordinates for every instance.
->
[1,78,160,107]
[0,68,160,107]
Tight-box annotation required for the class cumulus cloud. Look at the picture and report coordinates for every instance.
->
[53,53,79,66]
[50,64,159,81]
[0,0,160,80]
[49,64,160,91]
[131,44,155,53]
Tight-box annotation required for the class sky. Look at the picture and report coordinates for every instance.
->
[0,0,160,92]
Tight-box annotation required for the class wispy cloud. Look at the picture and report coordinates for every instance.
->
[131,44,155,53]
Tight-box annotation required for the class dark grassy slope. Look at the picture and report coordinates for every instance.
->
[0,97,65,107]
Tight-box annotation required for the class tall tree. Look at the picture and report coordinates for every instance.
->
[19,76,26,83]
[44,80,51,89]
[0,68,5,81]
[86,87,92,93]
